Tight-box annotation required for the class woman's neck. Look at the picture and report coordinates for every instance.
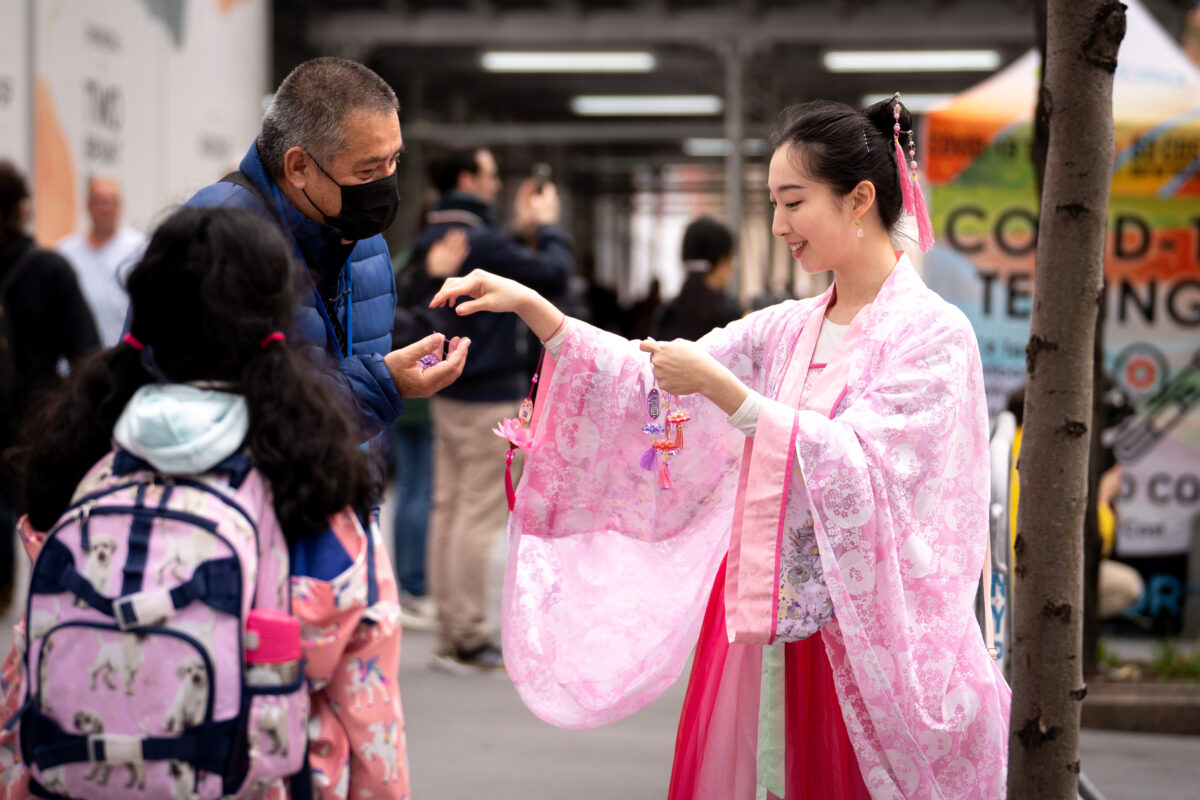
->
[826,240,899,324]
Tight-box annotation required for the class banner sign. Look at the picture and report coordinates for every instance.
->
[924,0,1200,620]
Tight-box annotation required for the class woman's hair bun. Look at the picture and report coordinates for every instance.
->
[863,95,912,142]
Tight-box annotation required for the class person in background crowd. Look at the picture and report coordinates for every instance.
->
[653,215,742,342]
[0,159,100,616]
[185,56,468,451]
[391,203,470,630]
[418,145,573,672]
[1183,0,1200,66]
[57,175,147,347]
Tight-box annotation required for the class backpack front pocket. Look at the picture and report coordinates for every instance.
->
[23,621,231,800]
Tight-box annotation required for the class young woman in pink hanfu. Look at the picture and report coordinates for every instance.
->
[0,208,410,799]
[430,97,1011,799]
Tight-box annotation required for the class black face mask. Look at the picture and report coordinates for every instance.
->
[301,149,400,241]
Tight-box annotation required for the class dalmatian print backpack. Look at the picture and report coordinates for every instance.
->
[9,450,310,799]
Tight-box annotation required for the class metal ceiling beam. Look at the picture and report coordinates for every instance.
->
[404,120,767,145]
[310,7,1034,54]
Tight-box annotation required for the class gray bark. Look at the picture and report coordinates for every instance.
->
[1007,2,1125,798]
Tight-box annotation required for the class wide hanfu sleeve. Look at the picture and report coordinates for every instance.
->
[502,306,806,729]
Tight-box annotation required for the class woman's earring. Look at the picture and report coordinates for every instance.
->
[854,218,864,238]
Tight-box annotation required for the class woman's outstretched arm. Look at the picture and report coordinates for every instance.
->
[429,269,565,342]
[431,269,750,415]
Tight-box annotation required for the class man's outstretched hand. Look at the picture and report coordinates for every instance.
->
[385,332,470,398]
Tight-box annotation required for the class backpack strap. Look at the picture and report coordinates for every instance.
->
[112,449,254,489]
[35,537,241,625]
[220,169,272,213]
[26,707,237,773]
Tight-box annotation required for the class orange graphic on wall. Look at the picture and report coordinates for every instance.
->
[33,76,76,245]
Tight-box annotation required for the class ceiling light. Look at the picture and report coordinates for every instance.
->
[683,138,768,157]
[860,93,956,113]
[482,52,656,73]
[571,95,724,116]
[824,50,1001,73]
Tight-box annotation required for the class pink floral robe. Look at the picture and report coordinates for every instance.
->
[502,254,1011,798]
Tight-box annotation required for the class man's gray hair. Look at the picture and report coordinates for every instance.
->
[259,57,399,179]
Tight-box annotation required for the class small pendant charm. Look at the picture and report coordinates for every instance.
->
[518,397,533,425]
[647,388,661,419]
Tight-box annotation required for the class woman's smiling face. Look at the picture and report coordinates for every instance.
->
[768,142,856,274]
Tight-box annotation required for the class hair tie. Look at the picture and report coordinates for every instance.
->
[122,332,146,352]
[259,331,286,348]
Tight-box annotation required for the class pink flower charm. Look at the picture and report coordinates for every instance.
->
[493,417,533,450]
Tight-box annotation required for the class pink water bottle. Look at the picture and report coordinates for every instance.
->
[245,609,302,686]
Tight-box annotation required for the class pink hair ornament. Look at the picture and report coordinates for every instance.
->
[890,93,935,252]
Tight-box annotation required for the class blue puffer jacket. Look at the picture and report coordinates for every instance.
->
[186,141,403,437]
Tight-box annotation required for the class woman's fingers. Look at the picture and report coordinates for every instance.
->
[429,275,476,308]
[453,297,492,316]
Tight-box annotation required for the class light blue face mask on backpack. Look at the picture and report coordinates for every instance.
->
[113,383,250,475]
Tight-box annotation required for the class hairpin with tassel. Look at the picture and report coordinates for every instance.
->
[890,92,935,252]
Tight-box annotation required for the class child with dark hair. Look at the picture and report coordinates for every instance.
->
[0,207,410,797]
[653,215,742,342]
[431,96,1009,798]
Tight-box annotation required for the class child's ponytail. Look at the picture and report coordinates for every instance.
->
[239,336,374,544]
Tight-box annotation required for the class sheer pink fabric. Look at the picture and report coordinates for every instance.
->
[503,255,1011,797]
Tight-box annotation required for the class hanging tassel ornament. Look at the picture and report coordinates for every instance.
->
[893,97,916,216]
[504,449,517,510]
[640,422,665,470]
[493,345,547,510]
[906,129,936,252]
[657,459,674,489]
[640,387,691,490]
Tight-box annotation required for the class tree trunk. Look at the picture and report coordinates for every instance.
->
[1007,2,1124,799]
[1034,0,1107,684]
[1082,297,1106,680]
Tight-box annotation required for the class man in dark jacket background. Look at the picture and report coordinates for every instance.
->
[416,145,573,672]
[186,57,468,444]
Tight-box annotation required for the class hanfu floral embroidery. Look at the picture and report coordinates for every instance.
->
[776,509,834,642]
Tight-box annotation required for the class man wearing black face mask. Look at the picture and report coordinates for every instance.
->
[186,56,468,446]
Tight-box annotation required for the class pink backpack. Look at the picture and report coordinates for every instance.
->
[10,450,310,799]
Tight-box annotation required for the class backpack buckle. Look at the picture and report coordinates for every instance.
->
[87,733,143,765]
[114,587,174,630]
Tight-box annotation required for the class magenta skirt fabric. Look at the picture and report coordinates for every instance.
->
[669,558,869,800]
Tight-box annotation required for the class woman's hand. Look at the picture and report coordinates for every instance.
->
[639,338,749,416]
[430,269,565,342]
[430,269,530,316]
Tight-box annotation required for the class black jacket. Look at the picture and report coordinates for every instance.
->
[1,233,100,442]
[653,272,741,342]
[409,193,573,402]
